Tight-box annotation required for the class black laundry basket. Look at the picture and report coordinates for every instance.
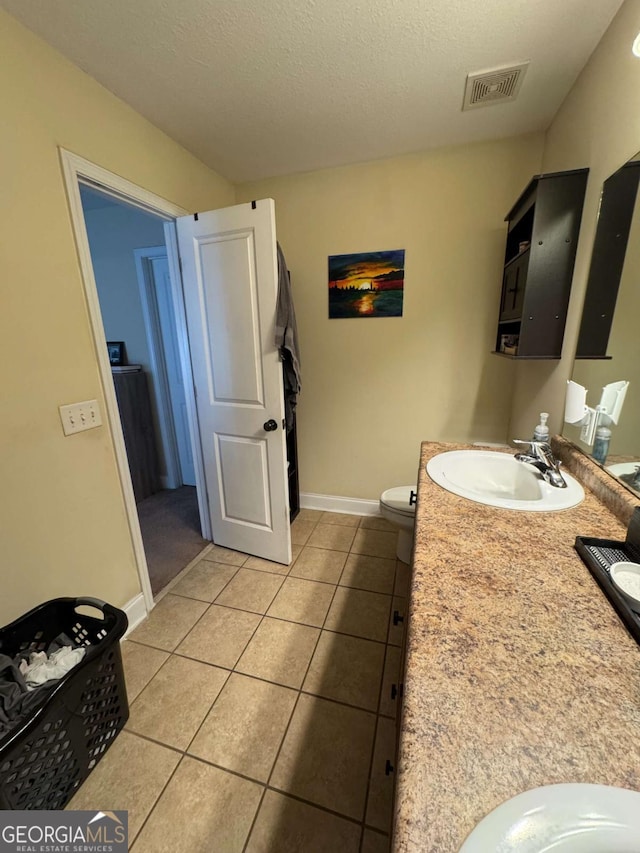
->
[0,597,129,810]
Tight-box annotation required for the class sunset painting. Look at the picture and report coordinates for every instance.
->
[328,250,405,318]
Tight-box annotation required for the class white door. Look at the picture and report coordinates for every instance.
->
[150,255,197,486]
[176,199,291,564]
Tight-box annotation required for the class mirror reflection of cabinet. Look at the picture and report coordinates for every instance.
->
[576,160,640,358]
[564,150,640,498]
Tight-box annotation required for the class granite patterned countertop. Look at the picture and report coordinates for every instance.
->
[393,440,640,853]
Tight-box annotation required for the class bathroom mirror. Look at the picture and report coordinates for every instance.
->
[563,150,640,497]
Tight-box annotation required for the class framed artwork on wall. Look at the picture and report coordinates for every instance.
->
[328,249,405,318]
[107,341,125,366]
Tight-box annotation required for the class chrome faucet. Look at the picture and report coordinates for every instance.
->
[620,465,640,491]
[513,440,568,488]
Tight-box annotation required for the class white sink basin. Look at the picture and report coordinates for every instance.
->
[607,462,639,477]
[426,450,584,511]
[459,783,640,852]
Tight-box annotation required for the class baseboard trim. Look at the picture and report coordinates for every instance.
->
[122,592,149,637]
[300,492,380,516]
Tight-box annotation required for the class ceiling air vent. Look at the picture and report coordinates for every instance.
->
[462,62,529,110]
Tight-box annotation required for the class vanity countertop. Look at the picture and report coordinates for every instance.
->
[393,440,640,853]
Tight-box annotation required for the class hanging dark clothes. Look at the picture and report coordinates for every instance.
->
[275,243,301,431]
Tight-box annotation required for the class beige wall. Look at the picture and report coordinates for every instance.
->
[509,0,640,441]
[238,134,544,498]
[0,11,234,624]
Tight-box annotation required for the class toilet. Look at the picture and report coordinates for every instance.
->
[379,486,417,564]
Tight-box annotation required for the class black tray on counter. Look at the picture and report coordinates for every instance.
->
[575,532,640,646]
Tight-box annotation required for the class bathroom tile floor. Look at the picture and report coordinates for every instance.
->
[69,510,409,853]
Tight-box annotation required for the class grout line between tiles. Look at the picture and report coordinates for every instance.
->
[149,597,391,645]
[363,826,390,837]
[296,687,379,715]
[126,515,401,849]
[152,542,214,604]
[160,564,244,606]
[241,567,343,853]
[128,612,267,844]
[127,609,358,655]
[194,551,395,712]
[127,748,186,847]
[209,568,286,615]
[200,551,250,568]
[260,786,364,828]
[127,522,317,845]
[358,652,390,847]
[178,512,325,848]
[357,557,409,846]
[196,565,398,596]
[126,657,233,734]
[128,562,244,654]
[178,610,270,754]
[125,650,177,710]
[158,542,397,595]
[125,727,394,843]
[132,645,386,718]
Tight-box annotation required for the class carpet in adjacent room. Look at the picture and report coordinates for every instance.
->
[137,486,207,595]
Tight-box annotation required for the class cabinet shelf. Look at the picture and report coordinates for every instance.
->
[503,246,531,270]
[490,351,561,360]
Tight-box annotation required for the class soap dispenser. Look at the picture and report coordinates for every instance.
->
[592,424,612,465]
[533,412,550,442]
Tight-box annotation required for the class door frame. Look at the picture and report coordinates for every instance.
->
[134,246,182,491]
[59,148,210,616]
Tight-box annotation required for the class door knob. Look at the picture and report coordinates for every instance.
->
[263,419,278,432]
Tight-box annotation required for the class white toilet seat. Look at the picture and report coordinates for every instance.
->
[379,485,416,562]
[380,486,416,524]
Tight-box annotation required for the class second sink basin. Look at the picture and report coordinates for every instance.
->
[426,450,584,511]
[459,783,640,852]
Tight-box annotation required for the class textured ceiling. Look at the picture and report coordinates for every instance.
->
[1,0,624,182]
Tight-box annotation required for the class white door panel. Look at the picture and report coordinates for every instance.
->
[195,231,264,405]
[177,199,291,564]
[215,434,271,526]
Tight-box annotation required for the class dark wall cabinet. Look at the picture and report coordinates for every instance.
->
[494,168,588,359]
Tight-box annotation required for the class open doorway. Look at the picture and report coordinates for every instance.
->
[78,184,207,595]
[62,150,294,627]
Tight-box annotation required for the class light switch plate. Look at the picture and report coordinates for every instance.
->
[59,399,102,435]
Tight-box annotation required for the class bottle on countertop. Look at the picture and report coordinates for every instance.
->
[533,412,550,442]
[592,424,612,465]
